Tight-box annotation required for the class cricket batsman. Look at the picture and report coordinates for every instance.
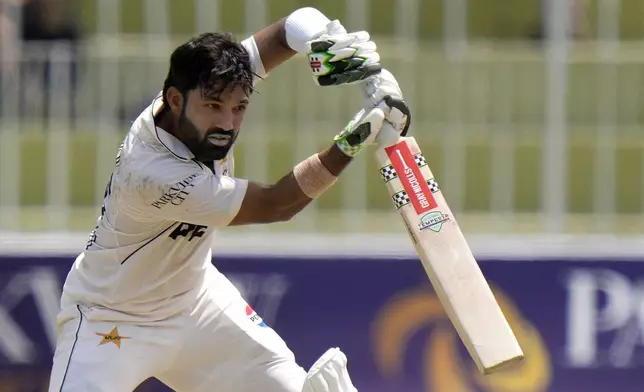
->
[47,6,409,392]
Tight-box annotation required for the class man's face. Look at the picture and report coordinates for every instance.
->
[177,85,249,161]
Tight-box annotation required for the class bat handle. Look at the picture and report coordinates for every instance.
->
[376,123,403,149]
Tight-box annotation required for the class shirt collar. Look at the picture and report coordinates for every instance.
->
[141,93,195,162]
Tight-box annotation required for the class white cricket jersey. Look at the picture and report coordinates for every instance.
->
[60,37,266,322]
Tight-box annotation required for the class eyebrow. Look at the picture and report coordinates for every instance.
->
[203,97,249,105]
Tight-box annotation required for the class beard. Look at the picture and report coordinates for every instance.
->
[178,111,237,162]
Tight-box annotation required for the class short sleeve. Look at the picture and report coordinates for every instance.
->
[127,167,248,228]
[241,36,267,80]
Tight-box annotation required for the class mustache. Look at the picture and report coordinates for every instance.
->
[207,129,235,137]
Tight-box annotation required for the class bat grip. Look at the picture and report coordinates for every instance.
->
[384,95,411,137]
[376,123,402,149]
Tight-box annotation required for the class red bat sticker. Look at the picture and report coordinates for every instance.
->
[385,141,437,214]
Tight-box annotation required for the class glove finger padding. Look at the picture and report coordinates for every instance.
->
[334,104,387,157]
[312,31,371,56]
[324,19,349,36]
[365,85,401,108]
[364,69,403,105]
[315,63,382,87]
[307,28,381,86]
[361,69,411,136]
[323,42,377,63]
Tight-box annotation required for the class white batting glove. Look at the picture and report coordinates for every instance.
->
[364,69,411,137]
[306,20,382,87]
[334,101,389,157]
[334,71,412,156]
[364,69,402,106]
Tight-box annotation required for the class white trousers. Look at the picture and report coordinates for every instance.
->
[47,279,306,391]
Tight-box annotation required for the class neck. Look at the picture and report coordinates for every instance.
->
[154,105,178,138]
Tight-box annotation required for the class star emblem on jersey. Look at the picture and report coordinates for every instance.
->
[96,326,130,348]
[391,178,440,209]
[380,153,427,182]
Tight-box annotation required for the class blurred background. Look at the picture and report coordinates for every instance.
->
[1,0,644,391]
[1,0,644,235]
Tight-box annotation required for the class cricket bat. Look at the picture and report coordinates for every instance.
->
[374,125,524,374]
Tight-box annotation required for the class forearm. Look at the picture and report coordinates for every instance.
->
[269,144,351,221]
[316,143,353,176]
[227,143,350,226]
[251,18,296,74]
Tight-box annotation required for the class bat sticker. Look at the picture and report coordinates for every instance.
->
[385,141,438,214]
[418,211,450,232]
[391,179,440,209]
[379,154,427,183]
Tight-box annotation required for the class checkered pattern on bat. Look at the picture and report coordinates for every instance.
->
[380,165,398,182]
[427,178,439,193]
[392,191,411,209]
[414,153,427,168]
[379,153,427,183]
[390,178,441,209]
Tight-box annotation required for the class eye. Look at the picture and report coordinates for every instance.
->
[206,103,220,110]
[234,105,247,112]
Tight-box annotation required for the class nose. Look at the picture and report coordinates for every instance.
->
[215,108,235,130]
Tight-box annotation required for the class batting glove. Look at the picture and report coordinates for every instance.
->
[334,101,388,157]
[307,20,382,87]
[364,69,411,137]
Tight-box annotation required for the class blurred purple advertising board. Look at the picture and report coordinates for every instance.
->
[0,254,643,391]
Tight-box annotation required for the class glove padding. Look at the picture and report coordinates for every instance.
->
[307,20,381,87]
[334,102,387,157]
[364,69,411,136]
[335,69,412,157]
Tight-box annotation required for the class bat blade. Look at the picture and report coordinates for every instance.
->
[374,136,524,374]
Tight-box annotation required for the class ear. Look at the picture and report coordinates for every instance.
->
[165,87,185,117]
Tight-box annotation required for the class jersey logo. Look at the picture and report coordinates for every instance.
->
[169,223,208,241]
[246,305,268,328]
[96,326,130,348]
[151,173,200,209]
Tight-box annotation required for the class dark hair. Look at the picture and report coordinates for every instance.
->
[162,32,256,107]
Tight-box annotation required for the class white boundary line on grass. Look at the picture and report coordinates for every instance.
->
[1,231,644,261]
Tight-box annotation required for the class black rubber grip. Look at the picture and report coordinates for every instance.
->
[384,95,412,136]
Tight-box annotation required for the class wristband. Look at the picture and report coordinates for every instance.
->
[293,154,337,199]
[285,7,331,53]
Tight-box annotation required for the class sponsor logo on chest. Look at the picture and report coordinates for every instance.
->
[151,173,200,209]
